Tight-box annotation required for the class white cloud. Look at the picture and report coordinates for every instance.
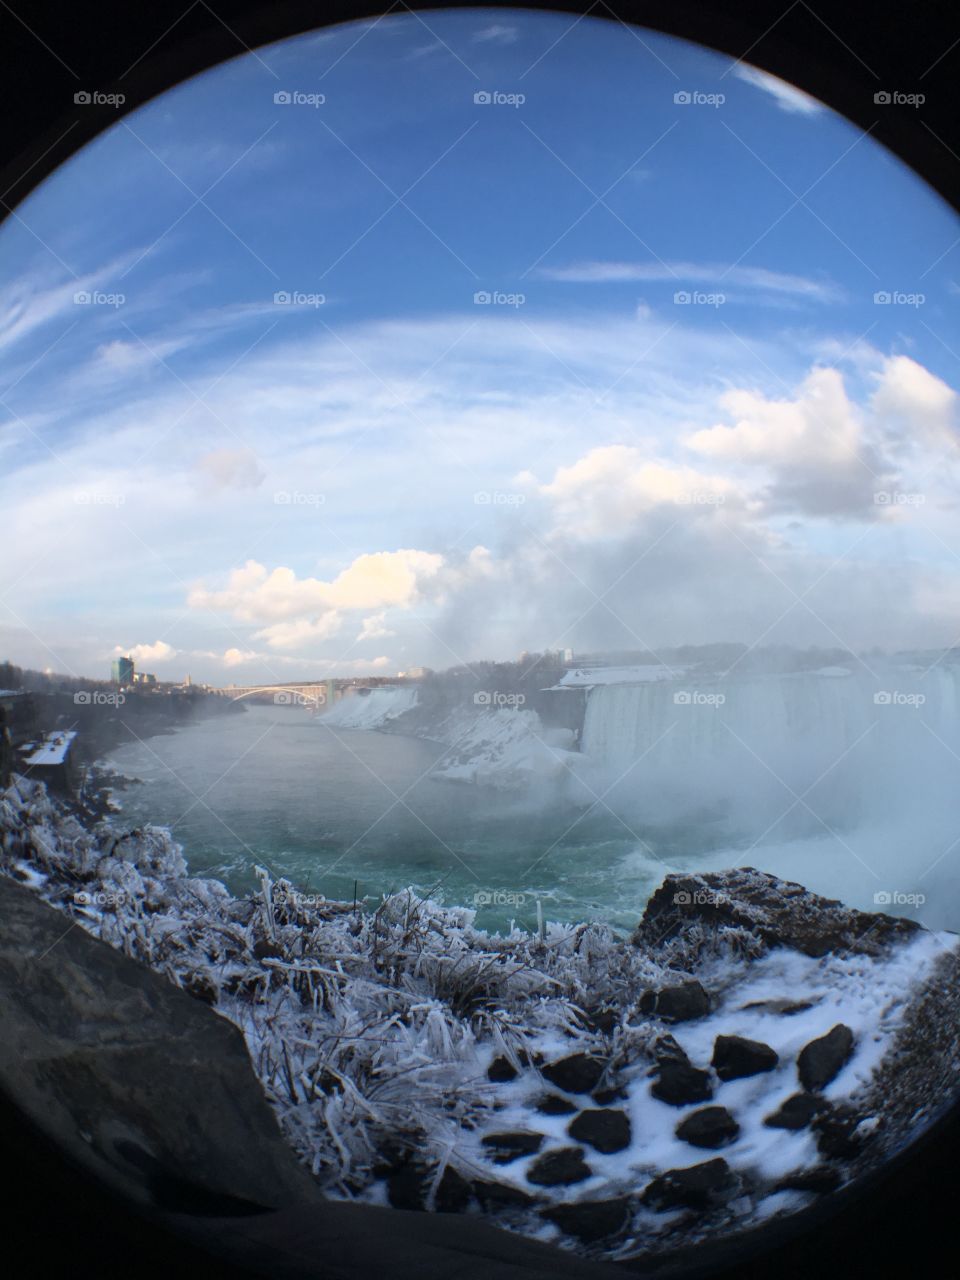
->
[189,550,443,630]
[5,302,959,677]
[114,640,176,664]
[733,64,823,115]
[357,612,395,641]
[539,445,741,538]
[686,367,895,518]
[222,647,258,666]
[191,549,444,651]
[254,615,343,651]
[870,355,958,445]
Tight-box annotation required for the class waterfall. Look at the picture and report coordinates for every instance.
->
[576,664,960,830]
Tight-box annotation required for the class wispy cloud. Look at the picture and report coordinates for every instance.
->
[541,259,842,303]
[472,25,519,46]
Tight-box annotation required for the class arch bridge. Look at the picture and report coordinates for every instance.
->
[226,684,330,710]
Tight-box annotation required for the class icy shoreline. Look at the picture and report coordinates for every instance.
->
[1,776,956,1260]
[320,688,576,790]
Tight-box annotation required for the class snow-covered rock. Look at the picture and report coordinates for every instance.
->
[320,686,419,729]
[427,707,577,790]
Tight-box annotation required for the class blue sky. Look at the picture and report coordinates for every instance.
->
[2,9,959,683]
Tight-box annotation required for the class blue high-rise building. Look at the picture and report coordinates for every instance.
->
[111,655,134,685]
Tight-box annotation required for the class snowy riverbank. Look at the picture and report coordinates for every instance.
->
[1,777,956,1260]
[320,687,576,790]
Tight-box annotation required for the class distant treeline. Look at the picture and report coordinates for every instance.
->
[417,653,570,703]
[0,661,116,694]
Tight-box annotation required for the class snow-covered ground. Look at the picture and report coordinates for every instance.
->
[21,729,77,765]
[554,665,682,688]
[1,776,955,1261]
[319,687,577,790]
[320,686,419,730]
[427,707,578,790]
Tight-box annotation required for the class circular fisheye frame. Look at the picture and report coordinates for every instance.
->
[1,8,959,1278]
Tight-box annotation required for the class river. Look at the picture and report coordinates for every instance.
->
[104,703,686,933]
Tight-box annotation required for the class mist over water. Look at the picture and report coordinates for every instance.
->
[570,660,960,930]
[107,656,960,934]
[105,705,662,933]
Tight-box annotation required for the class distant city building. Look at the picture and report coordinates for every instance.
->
[132,671,157,686]
[111,655,134,685]
[401,666,432,679]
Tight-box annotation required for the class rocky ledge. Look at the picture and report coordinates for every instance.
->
[634,868,924,957]
[0,779,956,1265]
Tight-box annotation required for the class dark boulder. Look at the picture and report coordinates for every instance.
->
[536,1093,578,1115]
[386,1164,427,1211]
[640,980,711,1022]
[742,997,817,1016]
[527,1146,592,1186]
[486,1054,519,1083]
[181,970,219,1005]
[582,1005,620,1036]
[776,1166,843,1194]
[712,1034,778,1081]
[480,1131,544,1164]
[0,878,318,1215]
[635,868,923,958]
[434,1166,473,1212]
[652,1033,691,1065]
[642,1158,736,1211]
[798,1024,855,1091]
[812,1105,871,1159]
[542,1197,632,1243]
[676,1106,740,1149]
[471,1179,538,1211]
[651,1062,714,1106]
[763,1093,828,1131]
[540,1052,607,1094]
[567,1108,632,1154]
[592,1086,627,1106]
